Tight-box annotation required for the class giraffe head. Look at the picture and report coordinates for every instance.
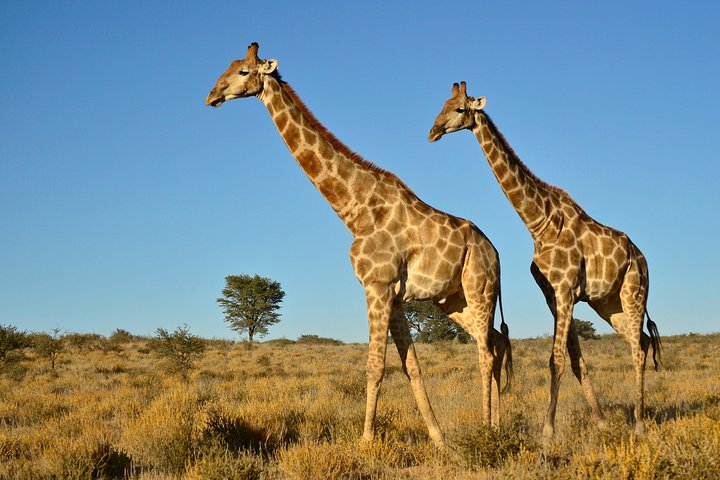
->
[428,82,486,142]
[205,42,278,107]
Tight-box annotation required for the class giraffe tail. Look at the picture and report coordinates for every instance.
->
[498,285,513,393]
[646,309,662,371]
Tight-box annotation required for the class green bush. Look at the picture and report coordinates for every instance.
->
[31,328,64,371]
[152,325,206,376]
[0,324,30,370]
[296,335,343,346]
[574,319,599,340]
[63,332,104,352]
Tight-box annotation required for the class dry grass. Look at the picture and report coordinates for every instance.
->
[1,333,718,479]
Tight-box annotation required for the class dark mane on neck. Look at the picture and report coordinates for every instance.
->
[273,74,415,193]
[481,112,582,208]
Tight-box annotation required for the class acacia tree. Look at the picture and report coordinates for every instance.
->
[573,318,600,340]
[33,327,64,370]
[403,300,471,343]
[217,274,285,343]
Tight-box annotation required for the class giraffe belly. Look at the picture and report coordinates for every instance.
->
[581,257,624,302]
[400,256,464,302]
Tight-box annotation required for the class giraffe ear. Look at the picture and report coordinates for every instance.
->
[473,96,487,110]
[259,59,278,74]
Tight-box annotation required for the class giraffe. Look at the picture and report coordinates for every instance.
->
[428,82,661,438]
[205,44,512,446]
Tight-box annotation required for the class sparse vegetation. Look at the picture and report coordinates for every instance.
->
[0,324,29,369]
[296,334,343,345]
[0,332,717,478]
[31,327,64,371]
[152,324,206,377]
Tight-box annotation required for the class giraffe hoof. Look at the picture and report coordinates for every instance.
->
[597,418,609,431]
[634,421,646,435]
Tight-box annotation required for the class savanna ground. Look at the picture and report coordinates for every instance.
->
[1,332,718,479]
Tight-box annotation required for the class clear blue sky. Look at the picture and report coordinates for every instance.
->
[2,2,718,342]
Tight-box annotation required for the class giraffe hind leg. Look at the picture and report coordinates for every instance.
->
[590,292,648,434]
[388,307,445,446]
[567,319,606,428]
[491,328,509,426]
[440,292,497,426]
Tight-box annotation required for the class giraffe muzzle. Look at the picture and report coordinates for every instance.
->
[206,90,225,107]
[428,126,445,142]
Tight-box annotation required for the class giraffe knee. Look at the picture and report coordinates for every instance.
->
[549,354,566,377]
[404,362,421,381]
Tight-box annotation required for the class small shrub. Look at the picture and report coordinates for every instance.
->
[264,337,296,347]
[277,442,375,480]
[296,334,344,346]
[119,387,200,473]
[152,325,206,376]
[0,324,29,371]
[204,408,268,453]
[109,328,135,344]
[205,338,236,351]
[42,438,131,480]
[63,332,104,352]
[333,371,366,399]
[31,328,64,370]
[255,354,272,367]
[185,446,263,480]
[203,401,304,454]
[455,413,537,468]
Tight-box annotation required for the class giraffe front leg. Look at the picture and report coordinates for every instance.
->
[543,291,574,440]
[362,283,392,443]
[389,308,445,446]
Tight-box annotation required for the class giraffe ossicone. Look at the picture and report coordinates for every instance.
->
[206,44,513,446]
[429,81,661,437]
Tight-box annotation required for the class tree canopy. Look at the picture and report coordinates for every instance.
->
[573,318,600,340]
[403,300,471,343]
[217,274,285,343]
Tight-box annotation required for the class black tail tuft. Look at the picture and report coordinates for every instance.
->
[646,310,662,371]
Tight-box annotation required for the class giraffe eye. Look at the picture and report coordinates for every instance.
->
[456,108,466,113]
[239,70,250,76]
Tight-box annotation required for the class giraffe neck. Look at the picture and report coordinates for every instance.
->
[473,112,557,237]
[258,75,409,236]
